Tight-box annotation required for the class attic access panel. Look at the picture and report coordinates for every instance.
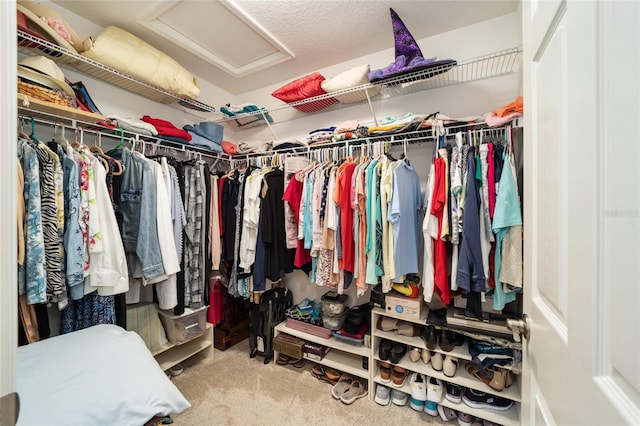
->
[139,0,294,78]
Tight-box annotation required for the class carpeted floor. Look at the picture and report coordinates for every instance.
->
[170,338,448,425]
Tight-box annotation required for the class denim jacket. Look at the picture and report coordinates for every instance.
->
[58,146,85,299]
[116,148,165,280]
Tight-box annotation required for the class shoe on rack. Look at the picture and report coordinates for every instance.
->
[397,320,420,336]
[421,348,431,365]
[440,330,465,352]
[389,342,407,364]
[409,396,425,411]
[431,352,444,371]
[424,400,438,416]
[438,405,458,422]
[374,384,391,405]
[408,372,427,401]
[409,347,421,362]
[426,376,443,403]
[462,388,513,411]
[421,325,439,350]
[377,316,399,332]
[391,366,408,387]
[391,389,408,406]
[379,339,392,360]
[379,361,392,383]
[457,411,476,426]
[445,382,464,403]
[443,355,459,378]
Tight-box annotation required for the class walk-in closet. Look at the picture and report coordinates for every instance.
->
[2,1,639,426]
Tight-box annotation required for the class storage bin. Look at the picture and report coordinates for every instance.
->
[158,306,207,344]
[273,334,305,359]
[322,311,347,331]
[321,291,349,316]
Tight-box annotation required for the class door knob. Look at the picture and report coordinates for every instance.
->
[506,313,530,342]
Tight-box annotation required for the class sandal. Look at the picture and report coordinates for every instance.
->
[466,362,492,387]
[340,380,368,404]
[311,365,339,385]
[379,361,392,382]
[276,354,292,365]
[331,374,356,399]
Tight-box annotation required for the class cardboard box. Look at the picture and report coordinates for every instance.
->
[303,342,331,361]
[384,293,423,321]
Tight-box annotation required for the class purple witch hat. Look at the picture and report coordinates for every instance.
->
[391,8,424,65]
[368,8,456,83]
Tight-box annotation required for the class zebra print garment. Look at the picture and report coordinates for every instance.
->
[28,141,63,300]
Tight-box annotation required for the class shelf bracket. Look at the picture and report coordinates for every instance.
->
[364,87,378,127]
[261,110,278,141]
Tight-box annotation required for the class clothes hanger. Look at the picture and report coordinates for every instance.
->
[27,116,41,143]
[91,133,123,176]
[18,117,30,140]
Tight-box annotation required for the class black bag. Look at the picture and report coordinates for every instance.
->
[248,287,293,364]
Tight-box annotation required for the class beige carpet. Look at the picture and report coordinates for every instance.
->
[170,338,448,425]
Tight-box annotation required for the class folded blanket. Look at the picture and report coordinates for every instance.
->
[186,130,222,153]
[183,122,223,145]
[108,115,158,136]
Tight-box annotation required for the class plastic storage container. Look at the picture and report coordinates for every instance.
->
[321,291,349,316]
[321,311,347,331]
[158,306,207,344]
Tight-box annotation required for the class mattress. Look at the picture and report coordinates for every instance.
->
[16,324,190,426]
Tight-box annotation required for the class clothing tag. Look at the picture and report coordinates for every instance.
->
[257,336,264,353]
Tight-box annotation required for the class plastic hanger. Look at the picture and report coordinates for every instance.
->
[27,116,41,143]
[91,132,123,176]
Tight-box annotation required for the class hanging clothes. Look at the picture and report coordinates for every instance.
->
[389,159,422,281]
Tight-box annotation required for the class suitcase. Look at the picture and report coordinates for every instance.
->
[249,287,293,364]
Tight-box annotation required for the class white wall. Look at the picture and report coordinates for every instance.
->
[233,11,522,148]
[1,0,18,418]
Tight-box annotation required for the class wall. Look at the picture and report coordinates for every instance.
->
[232,11,522,148]
[1,0,18,420]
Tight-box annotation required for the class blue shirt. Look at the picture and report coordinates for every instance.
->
[389,160,422,280]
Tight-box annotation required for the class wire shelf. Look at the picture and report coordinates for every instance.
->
[213,47,522,129]
[17,30,216,116]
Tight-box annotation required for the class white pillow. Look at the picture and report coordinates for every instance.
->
[17,324,191,425]
[321,64,382,104]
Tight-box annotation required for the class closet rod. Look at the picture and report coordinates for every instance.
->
[17,112,231,163]
[229,120,510,162]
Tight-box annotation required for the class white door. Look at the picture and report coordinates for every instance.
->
[522,0,640,424]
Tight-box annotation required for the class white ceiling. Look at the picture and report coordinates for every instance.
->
[51,0,519,96]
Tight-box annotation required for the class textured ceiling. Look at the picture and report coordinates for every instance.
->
[51,0,519,96]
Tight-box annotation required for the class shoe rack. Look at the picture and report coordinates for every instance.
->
[370,308,520,426]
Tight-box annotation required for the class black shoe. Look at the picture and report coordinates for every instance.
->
[462,388,513,411]
[420,325,439,350]
[440,330,463,352]
[379,339,392,361]
[388,342,407,364]
[445,382,464,403]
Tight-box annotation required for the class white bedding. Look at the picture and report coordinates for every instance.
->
[17,324,190,426]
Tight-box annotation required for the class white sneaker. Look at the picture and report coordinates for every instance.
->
[424,400,438,416]
[374,384,391,405]
[431,352,443,371]
[391,389,408,406]
[443,355,459,377]
[409,397,425,411]
[426,376,443,403]
[408,372,427,401]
